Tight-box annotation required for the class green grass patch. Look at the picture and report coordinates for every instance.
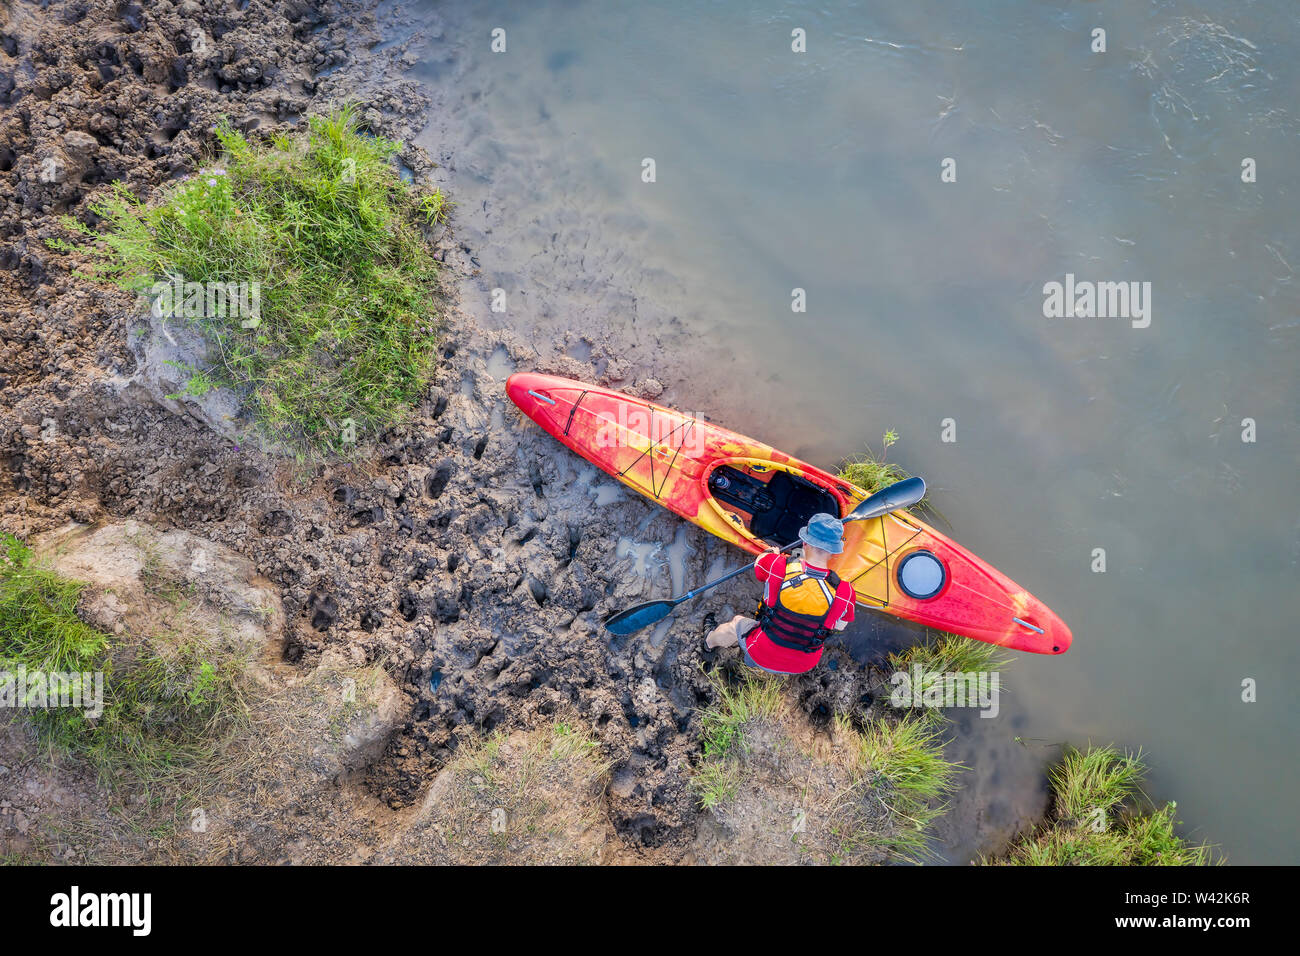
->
[839,713,960,859]
[698,670,785,758]
[986,746,1215,865]
[689,669,959,861]
[837,430,929,510]
[889,631,1012,678]
[691,670,784,809]
[887,631,1012,723]
[889,634,1008,723]
[0,534,108,674]
[0,534,247,796]
[53,106,445,457]
[1050,744,1145,822]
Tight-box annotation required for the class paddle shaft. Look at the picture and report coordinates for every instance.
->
[672,539,800,606]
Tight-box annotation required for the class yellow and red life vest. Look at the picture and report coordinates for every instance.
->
[756,561,844,652]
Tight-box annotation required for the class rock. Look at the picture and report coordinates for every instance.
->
[121,303,270,452]
[300,650,405,778]
[34,521,286,674]
[634,377,665,399]
[61,130,98,154]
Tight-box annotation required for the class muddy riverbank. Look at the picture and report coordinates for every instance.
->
[0,0,914,862]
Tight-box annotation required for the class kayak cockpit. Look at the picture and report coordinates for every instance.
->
[704,459,846,549]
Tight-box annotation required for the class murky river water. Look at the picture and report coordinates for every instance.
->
[407,0,1300,863]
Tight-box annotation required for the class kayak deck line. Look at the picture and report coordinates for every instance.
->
[562,389,588,435]
[615,415,697,500]
[830,516,922,609]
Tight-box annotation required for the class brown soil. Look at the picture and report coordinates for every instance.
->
[0,0,891,863]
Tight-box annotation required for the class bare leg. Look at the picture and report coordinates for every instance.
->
[705,614,757,649]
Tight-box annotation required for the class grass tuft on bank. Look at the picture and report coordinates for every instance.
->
[837,430,928,509]
[883,632,1012,725]
[693,670,784,809]
[690,669,960,863]
[889,630,1012,678]
[839,713,959,859]
[0,534,247,795]
[987,746,1214,865]
[54,106,445,456]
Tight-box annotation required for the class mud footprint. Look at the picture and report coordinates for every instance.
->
[425,463,454,499]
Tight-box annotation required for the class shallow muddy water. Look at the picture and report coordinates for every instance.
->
[406,0,1300,862]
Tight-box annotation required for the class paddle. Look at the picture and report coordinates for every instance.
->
[603,475,926,637]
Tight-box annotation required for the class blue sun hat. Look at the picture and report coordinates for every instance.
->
[798,513,845,555]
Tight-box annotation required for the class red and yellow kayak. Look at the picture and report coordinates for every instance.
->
[506,372,1071,655]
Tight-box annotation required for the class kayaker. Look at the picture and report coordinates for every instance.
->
[705,513,856,674]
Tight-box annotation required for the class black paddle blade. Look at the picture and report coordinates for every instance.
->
[849,476,927,521]
[603,599,677,636]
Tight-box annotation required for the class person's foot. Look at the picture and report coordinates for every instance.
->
[700,613,722,662]
[701,612,719,647]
